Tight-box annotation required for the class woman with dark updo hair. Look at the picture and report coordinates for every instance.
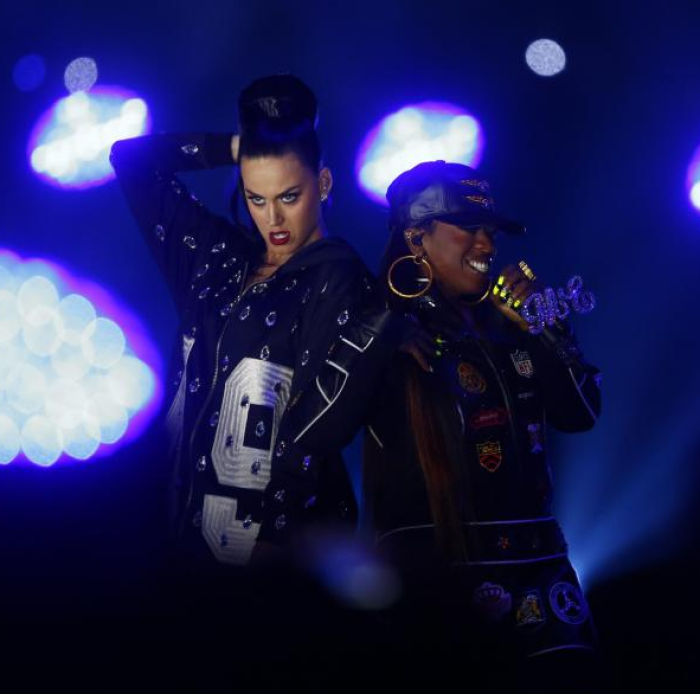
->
[110,74,403,573]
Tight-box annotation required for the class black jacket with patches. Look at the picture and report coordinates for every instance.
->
[110,133,403,567]
[361,289,602,540]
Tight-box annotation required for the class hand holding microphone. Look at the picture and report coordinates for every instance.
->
[489,261,539,331]
[490,260,596,334]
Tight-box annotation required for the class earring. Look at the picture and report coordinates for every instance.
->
[462,280,493,306]
[404,232,423,247]
[387,254,434,299]
[320,191,328,202]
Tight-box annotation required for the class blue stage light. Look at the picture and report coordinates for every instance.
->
[0,249,162,467]
[355,102,484,205]
[525,39,567,77]
[686,145,700,212]
[13,54,46,92]
[28,87,151,190]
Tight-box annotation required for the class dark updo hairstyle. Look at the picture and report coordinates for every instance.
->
[237,73,322,173]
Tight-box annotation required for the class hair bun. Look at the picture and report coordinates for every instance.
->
[239,74,318,131]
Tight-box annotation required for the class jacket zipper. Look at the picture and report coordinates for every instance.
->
[178,260,256,536]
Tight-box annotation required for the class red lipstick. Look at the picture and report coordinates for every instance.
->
[269,230,291,246]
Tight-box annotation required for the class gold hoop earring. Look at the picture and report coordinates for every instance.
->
[387,254,434,299]
[462,279,493,306]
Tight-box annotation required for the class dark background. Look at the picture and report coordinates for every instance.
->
[1,0,699,690]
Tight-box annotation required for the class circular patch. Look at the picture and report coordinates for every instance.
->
[548,581,589,625]
[457,362,487,394]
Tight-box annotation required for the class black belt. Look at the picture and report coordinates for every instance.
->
[376,517,568,565]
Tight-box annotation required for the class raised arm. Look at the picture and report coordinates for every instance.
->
[110,132,253,314]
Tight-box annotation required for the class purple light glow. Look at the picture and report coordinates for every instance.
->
[27,86,151,191]
[0,248,163,468]
[355,101,485,206]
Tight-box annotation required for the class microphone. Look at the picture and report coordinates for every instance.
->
[492,265,596,336]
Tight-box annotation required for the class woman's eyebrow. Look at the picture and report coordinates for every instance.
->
[244,184,302,198]
[276,185,302,197]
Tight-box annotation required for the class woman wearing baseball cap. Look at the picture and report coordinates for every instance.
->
[362,160,604,692]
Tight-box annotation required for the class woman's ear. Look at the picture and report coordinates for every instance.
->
[403,228,425,255]
[319,167,333,201]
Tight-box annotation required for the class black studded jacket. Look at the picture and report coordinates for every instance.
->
[110,133,404,567]
[360,289,602,554]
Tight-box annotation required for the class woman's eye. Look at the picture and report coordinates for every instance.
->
[281,193,299,203]
[248,196,265,206]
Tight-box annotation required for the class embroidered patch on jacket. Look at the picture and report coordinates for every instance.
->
[527,422,544,453]
[549,582,589,625]
[515,590,546,628]
[472,582,512,621]
[469,407,508,430]
[457,361,487,394]
[476,440,502,472]
[510,349,534,378]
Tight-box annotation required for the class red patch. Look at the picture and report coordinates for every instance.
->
[476,440,503,472]
[470,408,508,430]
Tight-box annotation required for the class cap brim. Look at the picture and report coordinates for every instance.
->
[440,210,526,236]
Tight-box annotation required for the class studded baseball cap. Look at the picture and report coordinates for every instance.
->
[386,160,525,235]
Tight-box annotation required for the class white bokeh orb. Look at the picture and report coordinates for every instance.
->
[50,341,91,380]
[525,39,567,77]
[81,317,125,369]
[62,413,101,460]
[105,355,154,411]
[57,294,96,345]
[0,290,21,342]
[0,414,21,464]
[22,415,63,466]
[5,362,47,415]
[22,305,65,356]
[88,393,129,444]
[16,275,59,315]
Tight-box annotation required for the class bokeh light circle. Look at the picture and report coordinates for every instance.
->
[356,101,484,205]
[0,248,162,467]
[525,39,567,77]
[64,57,99,93]
[13,54,46,92]
[27,87,151,190]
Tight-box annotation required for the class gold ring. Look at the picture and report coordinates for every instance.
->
[518,260,536,281]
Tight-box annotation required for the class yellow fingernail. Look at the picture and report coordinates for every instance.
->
[492,285,500,295]
[513,299,521,309]
[500,288,508,298]
[497,275,505,286]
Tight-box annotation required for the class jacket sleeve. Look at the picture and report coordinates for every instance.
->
[257,264,407,544]
[526,320,602,432]
[286,267,407,454]
[110,132,254,315]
